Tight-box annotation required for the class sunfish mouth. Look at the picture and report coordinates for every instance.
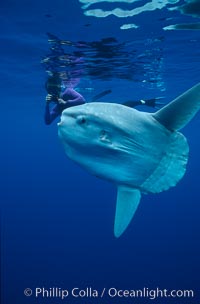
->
[57,110,72,127]
[57,121,63,126]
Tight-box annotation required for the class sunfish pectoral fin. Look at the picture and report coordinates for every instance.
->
[153,82,200,131]
[114,186,141,238]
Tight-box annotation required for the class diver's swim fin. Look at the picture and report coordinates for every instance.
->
[91,89,112,102]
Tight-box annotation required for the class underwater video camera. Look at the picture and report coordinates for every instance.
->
[45,74,62,102]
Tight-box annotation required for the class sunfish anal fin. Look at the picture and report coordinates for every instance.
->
[114,186,141,238]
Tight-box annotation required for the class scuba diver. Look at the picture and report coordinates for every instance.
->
[44,73,85,125]
[44,73,164,125]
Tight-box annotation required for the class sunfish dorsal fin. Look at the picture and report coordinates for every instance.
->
[153,83,200,131]
[114,186,141,238]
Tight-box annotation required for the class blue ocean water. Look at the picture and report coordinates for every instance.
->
[1,0,200,303]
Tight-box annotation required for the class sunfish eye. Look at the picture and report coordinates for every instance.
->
[77,115,87,125]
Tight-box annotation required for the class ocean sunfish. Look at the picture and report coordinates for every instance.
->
[58,83,200,237]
